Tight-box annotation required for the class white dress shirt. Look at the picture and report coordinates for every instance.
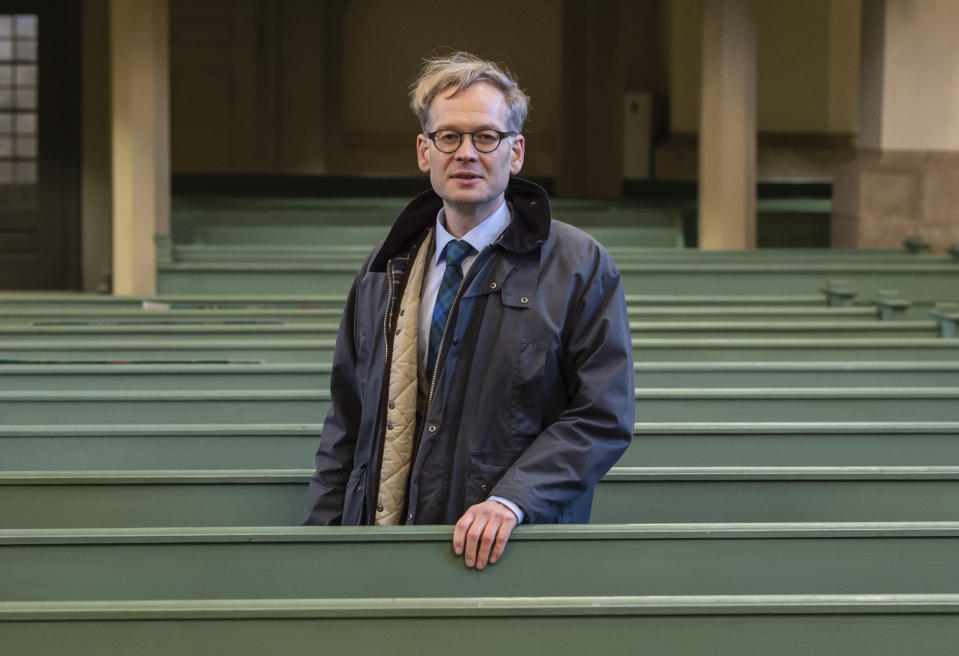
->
[417,199,525,524]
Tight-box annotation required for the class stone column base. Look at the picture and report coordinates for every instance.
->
[832,150,959,251]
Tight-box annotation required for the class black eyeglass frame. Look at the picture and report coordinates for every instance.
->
[426,129,518,153]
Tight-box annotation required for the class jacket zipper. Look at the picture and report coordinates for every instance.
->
[383,258,396,363]
[370,257,396,520]
[426,244,490,411]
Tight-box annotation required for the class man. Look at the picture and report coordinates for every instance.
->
[305,52,634,570]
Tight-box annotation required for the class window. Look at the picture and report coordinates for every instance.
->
[0,13,37,202]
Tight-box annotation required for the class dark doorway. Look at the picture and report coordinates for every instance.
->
[0,0,80,290]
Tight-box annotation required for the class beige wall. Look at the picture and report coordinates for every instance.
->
[669,0,860,134]
[878,0,959,150]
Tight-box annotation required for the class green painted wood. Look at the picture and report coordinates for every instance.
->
[3,421,958,472]
[4,337,959,363]
[3,524,959,600]
[155,265,358,295]
[0,303,889,325]
[152,259,959,300]
[0,308,345,324]
[0,424,322,471]
[628,388,959,422]
[0,363,330,390]
[3,467,959,527]
[6,361,959,393]
[0,291,833,310]
[2,319,945,343]
[1,387,957,425]
[631,338,959,362]
[170,242,951,265]
[628,320,940,339]
[627,422,959,467]
[631,362,959,387]
[615,263,959,304]
[0,338,333,362]
[182,222,684,249]
[0,467,959,528]
[0,322,340,343]
[3,596,959,656]
[0,390,326,424]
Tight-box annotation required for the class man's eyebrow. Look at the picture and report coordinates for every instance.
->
[431,124,505,132]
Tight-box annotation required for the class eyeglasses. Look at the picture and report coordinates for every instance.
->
[427,129,516,154]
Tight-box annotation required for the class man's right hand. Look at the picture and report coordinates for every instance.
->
[452,500,519,570]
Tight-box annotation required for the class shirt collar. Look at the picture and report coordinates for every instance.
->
[433,200,511,265]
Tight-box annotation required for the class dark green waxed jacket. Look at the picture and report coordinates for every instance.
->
[305,178,633,526]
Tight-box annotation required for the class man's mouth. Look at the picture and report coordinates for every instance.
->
[450,172,482,180]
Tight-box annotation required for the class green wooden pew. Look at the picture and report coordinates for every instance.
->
[2,524,959,598]
[154,259,959,300]
[4,421,957,472]
[628,320,941,338]
[167,242,953,266]
[0,304,893,326]
[4,595,958,656]
[4,336,959,363]
[2,387,957,425]
[3,524,958,655]
[0,319,947,343]
[0,291,838,311]
[172,212,685,249]
[6,361,959,392]
[0,307,346,325]
[2,466,959,527]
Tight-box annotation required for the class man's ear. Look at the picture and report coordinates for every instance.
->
[416,134,430,173]
[509,134,526,175]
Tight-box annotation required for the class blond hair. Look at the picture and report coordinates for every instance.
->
[409,51,529,133]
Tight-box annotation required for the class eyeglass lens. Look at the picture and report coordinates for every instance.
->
[432,130,504,153]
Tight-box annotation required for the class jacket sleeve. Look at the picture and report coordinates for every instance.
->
[303,264,368,526]
[490,250,634,523]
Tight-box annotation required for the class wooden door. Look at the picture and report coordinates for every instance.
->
[170,0,260,173]
[0,0,80,289]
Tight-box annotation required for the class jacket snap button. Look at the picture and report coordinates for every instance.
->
[480,483,488,491]
[428,425,437,432]
[408,513,413,521]
[355,485,362,492]
[377,504,384,512]
[520,297,528,304]
[395,329,401,336]
[387,423,394,430]
[400,309,405,316]
[490,282,497,290]
[389,401,395,409]
[452,337,460,345]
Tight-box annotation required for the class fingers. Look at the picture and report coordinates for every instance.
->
[452,509,473,556]
[453,501,518,570]
[488,517,516,565]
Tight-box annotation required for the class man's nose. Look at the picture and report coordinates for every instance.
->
[454,134,480,158]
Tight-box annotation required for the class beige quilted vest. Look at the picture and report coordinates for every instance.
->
[374,229,432,525]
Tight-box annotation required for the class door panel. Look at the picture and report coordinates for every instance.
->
[0,0,79,290]
[170,0,259,172]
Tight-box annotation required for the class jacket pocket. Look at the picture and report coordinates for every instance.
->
[466,457,509,507]
[508,341,548,437]
[341,460,369,525]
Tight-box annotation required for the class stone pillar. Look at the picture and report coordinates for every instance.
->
[833,0,959,251]
[698,0,756,250]
[110,0,169,295]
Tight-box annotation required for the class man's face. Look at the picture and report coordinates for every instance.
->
[416,82,525,221]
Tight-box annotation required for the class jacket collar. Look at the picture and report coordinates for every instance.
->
[369,177,551,272]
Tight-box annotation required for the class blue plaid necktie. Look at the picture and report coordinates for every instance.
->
[427,239,475,377]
